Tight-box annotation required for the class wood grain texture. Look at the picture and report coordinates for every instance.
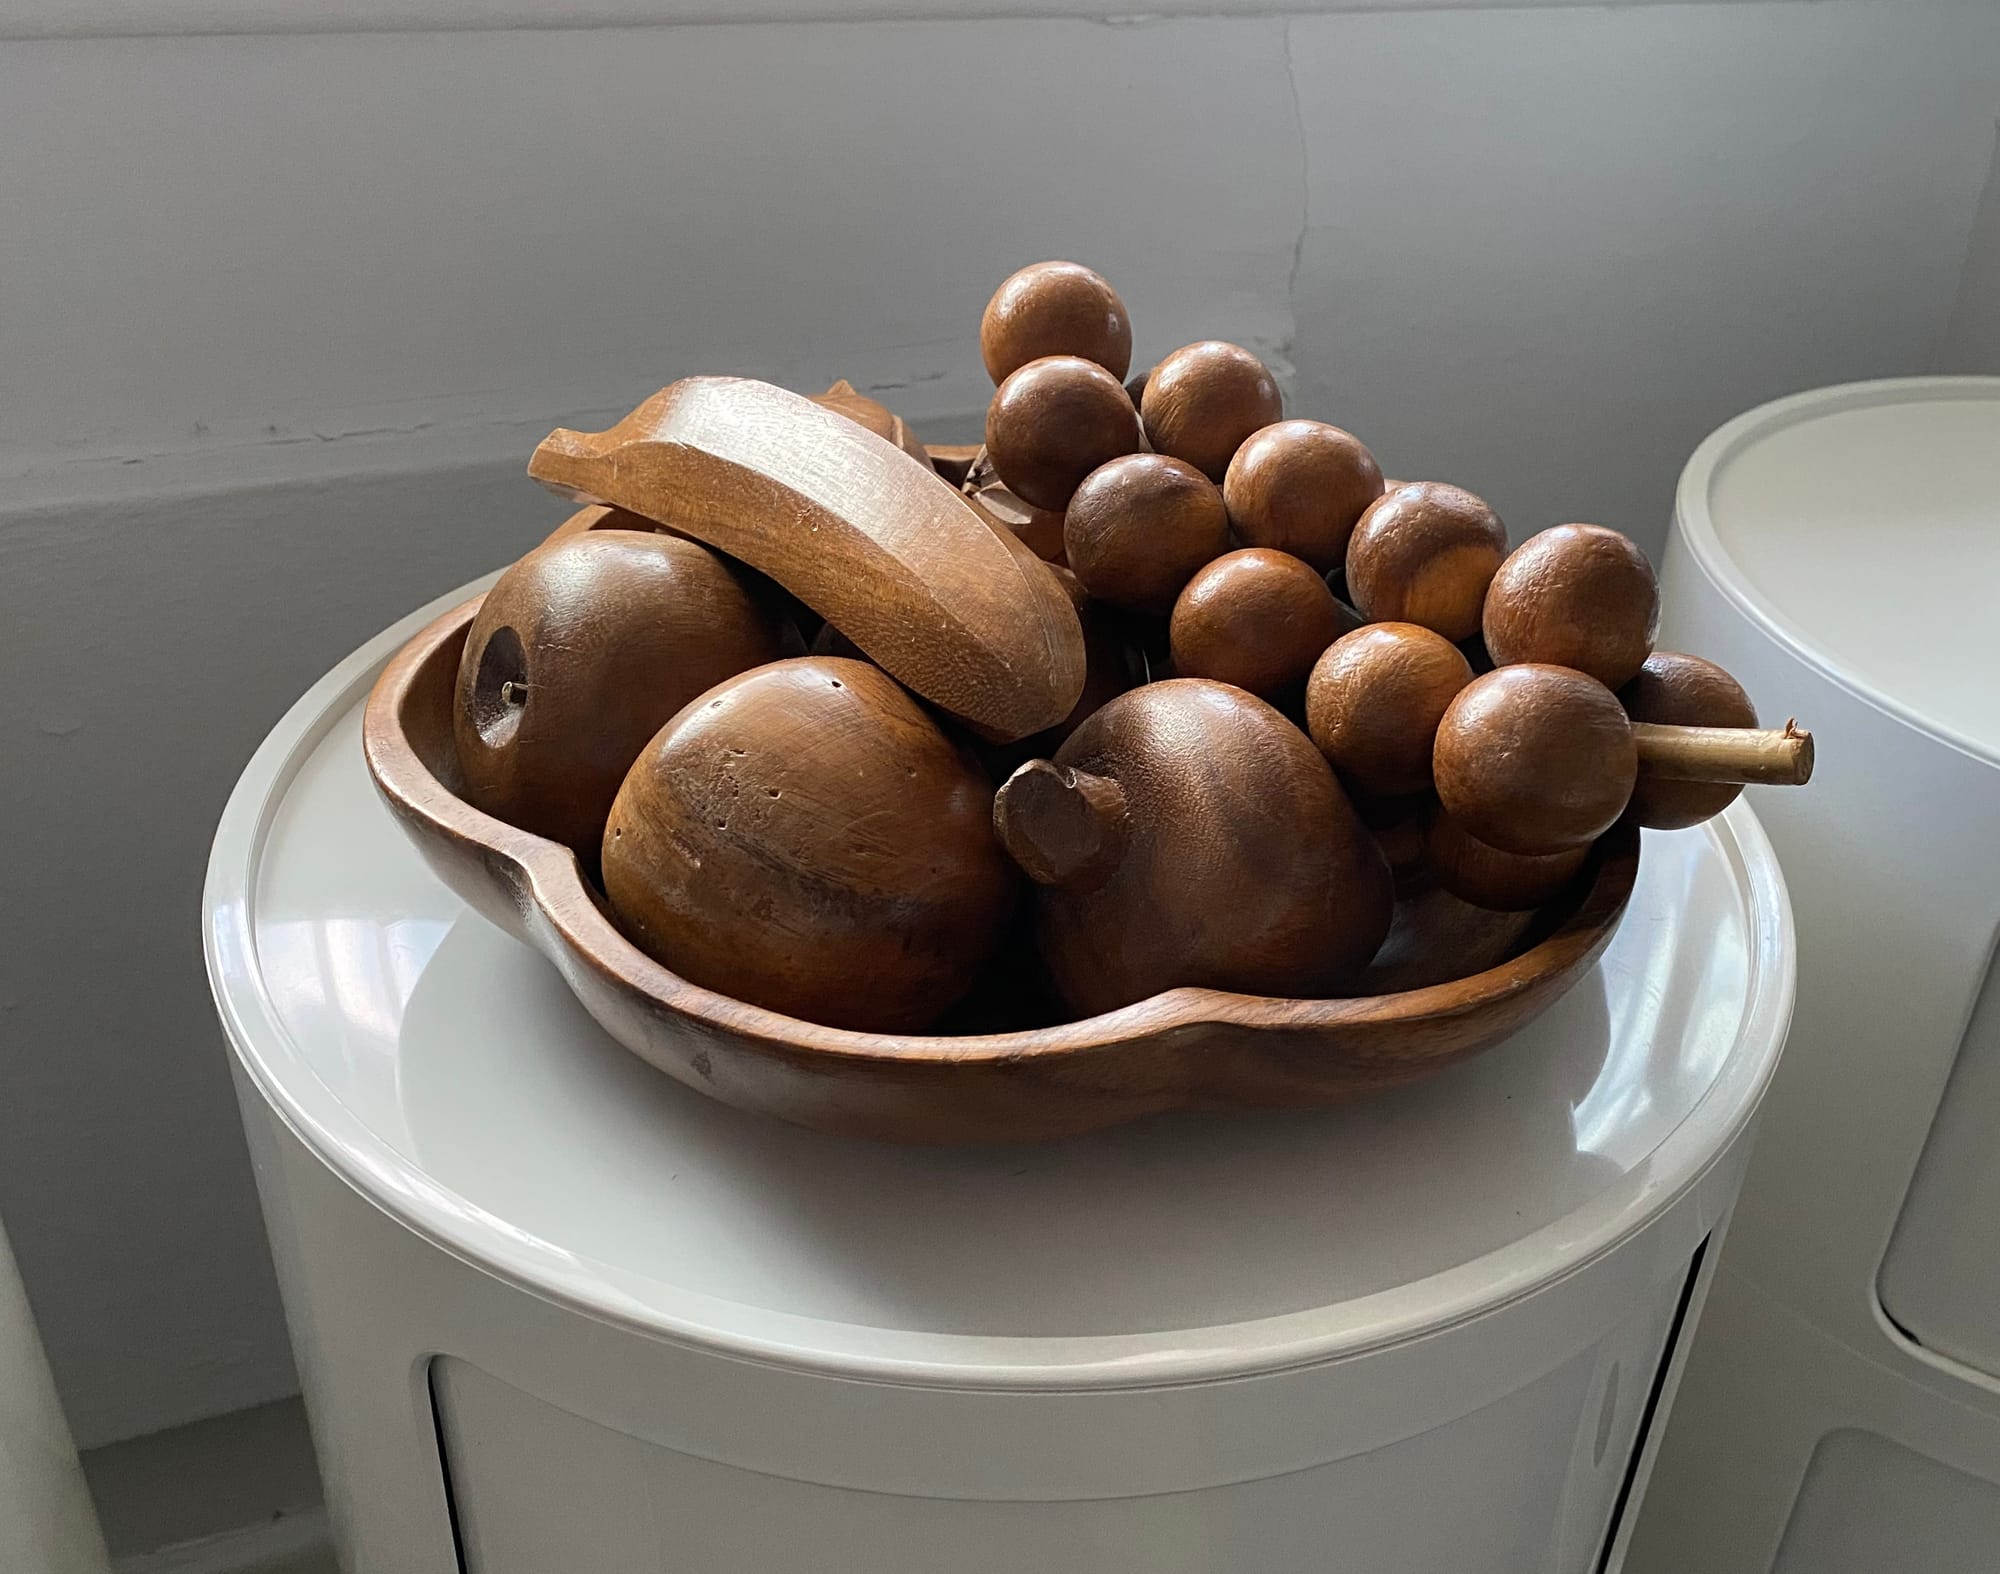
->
[967,481,1066,564]
[528,377,1085,743]
[1168,548,1344,699]
[1346,482,1508,641]
[1063,452,1229,613]
[984,355,1142,513]
[1425,807,1590,912]
[925,443,984,488]
[601,657,1015,1034]
[1140,341,1283,482]
[365,599,1640,1145]
[1359,883,1539,996]
[541,502,675,544]
[453,530,789,856]
[1482,523,1660,689]
[980,260,1132,384]
[991,759,1128,890]
[1223,419,1384,572]
[997,680,1395,1017]
[1631,720,1813,785]
[1306,622,1473,798]
[1620,651,1758,828]
[809,378,932,467]
[1434,664,1638,855]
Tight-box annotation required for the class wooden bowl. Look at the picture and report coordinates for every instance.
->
[364,594,1639,1145]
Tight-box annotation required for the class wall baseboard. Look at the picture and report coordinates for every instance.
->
[115,1510,332,1574]
[83,1399,330,1574]
[1,0,1734,45]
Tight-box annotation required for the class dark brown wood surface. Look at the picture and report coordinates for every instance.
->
[528,377,1085,743]
[984,355,1143,512]
[980,260,1133,384]
[601,657,1016,1034]
[1306,622,1473,798]
[1223,419,1384,572]
[452,530,789,856]
[1438,661,1812,854]
[1346,482,1508,641]
[1063,453,1229,613]
[1482,523,1660,688]
[995,680,1395,1016]
[1140,341,1283,481]
[809,378,932,467]
[365,597,1641,1144]
[1425,808,1591,912]
[967,482,1067,564]
[1168,548,1345,699]
[1434,664,1640,855]
[1619,654,1757,841]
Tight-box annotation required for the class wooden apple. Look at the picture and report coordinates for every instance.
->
[454,530,789,855]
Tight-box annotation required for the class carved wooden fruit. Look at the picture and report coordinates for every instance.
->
[528,377,1085,743]
[1621,652,1759,829]
[1064,453,1229,613]
[1223,420,1385,572]
[810,379,931,467]
[980,261,1133,384]
[542,502,678,546]
[1140,341,1283,481]
[601,657,1016,1034]
[1362,884,1539,996]
[453,531,789,856]
[1437,663,1814,855]
[1306,623,1474,798]
[993,680,1394,1016]
[968,482,1066,564]
[1434,665,1639,855]
[1168,548,1345,699]
[1425,807,1590,912]
[1355,792,1435,895]
[1483,523,1660,689]
[1346,482,1508,641]
[370,596,1643,1142]
[985,355,1143,513]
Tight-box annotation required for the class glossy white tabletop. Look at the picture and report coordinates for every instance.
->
[206,582,1793,1381]
[1681,376,2000,767]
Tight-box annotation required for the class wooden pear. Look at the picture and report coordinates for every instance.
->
[993,680,1394,1016]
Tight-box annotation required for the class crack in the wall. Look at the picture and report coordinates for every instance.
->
[1273,14,1311,390]
[1934,117,2000,373]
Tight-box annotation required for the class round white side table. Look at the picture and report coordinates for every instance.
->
[1630,378,2000,1573]
[207,580,1793,1574]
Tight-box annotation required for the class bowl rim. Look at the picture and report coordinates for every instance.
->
[362,592,1642,1062]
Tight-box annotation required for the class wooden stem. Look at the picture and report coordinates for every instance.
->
[993,760,1128,891]
[1632,718,1815,786]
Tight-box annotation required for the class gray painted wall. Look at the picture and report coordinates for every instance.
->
[3,0,1998,1447]
[1943,120,2000,372]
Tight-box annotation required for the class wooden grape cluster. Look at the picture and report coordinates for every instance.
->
[447,260,1812,1037]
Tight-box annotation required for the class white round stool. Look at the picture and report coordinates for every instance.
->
[1628,377,2000,1572]
[206,580,1793,1574]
